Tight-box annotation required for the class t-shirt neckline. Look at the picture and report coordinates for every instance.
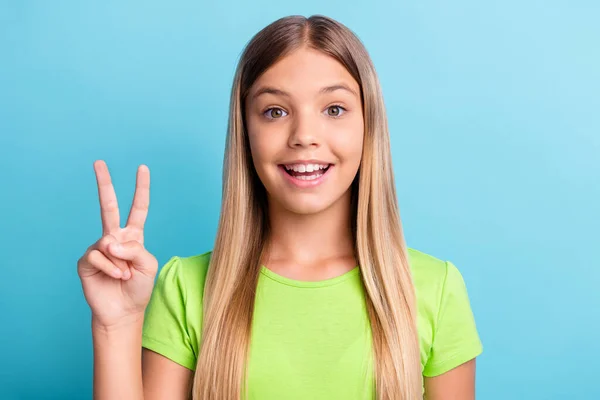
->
[259,265,360,288]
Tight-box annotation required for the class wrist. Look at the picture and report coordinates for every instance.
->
[92,312,145,336]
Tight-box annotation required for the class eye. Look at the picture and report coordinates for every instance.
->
[264,107,288,119]
[325,105,346,117]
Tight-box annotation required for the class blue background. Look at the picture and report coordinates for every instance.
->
[1,1,598,399]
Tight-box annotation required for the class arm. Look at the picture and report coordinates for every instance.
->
[142,349,194,399]
[91,315,194,400]
[92,315,145,400]
[423,359,476,400]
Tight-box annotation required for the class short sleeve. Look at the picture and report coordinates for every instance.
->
[142,256,197,370]
[422,261,483,377]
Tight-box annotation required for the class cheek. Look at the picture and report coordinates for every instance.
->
[331,119,364,164]
[246,117,266,162]
[246,118,281,169]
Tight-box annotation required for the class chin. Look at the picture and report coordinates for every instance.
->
[276,195,336,216]
[284,202,329,215]
[270,191,335,215]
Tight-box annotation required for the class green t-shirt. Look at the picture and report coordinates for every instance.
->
[141,248,483,399]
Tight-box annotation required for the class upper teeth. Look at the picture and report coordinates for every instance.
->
[284,163,329,173]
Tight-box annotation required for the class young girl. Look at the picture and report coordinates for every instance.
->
[78,15,483,400]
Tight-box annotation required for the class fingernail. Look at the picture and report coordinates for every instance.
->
[113,268,123,278]
[123,268,131,280]
[112,243,122,253]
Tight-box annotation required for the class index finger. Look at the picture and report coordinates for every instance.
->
[94,160,121,234]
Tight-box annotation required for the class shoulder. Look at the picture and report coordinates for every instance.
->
[161,250,212,279]
[152,250,213,302]
[406,246,471,316]
[407,247,453,300]
[172,250,212,282]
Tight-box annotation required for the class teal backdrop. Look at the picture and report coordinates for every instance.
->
[1,1,598,399]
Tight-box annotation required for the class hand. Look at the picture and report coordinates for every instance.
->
[77,160,159,329]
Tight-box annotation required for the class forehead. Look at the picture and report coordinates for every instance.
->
[250,47,360,98]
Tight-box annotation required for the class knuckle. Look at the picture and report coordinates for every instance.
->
[148,252,158,267]
[98,235,109,247]
[78,249,90,265]
[98,234,117,250]
[126,240,143,251]
[146,252,156,263]
[87,249,102,263]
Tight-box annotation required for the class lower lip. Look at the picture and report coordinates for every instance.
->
[278,165,333,188]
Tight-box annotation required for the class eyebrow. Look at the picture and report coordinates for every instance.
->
[251,83,359,100]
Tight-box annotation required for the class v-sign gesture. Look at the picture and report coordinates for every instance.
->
[78,160,159,329]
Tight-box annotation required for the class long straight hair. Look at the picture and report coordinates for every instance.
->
[193,15,422,400]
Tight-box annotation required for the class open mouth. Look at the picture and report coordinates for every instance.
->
[279,163,332,181]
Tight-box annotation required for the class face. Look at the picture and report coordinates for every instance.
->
[245,47,364,215]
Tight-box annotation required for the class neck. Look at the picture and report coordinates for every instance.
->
[265,191,355,266]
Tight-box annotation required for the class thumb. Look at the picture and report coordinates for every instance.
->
[107,241,158,273]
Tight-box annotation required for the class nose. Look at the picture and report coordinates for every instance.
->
[288,111,320,149]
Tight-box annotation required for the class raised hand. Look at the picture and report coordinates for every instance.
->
[77,160,159,329]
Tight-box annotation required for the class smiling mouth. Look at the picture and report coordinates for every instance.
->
[279,164,332,181]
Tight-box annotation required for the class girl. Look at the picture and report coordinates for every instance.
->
[78,14,483,400]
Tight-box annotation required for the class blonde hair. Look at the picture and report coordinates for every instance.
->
[193,15,422,400]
